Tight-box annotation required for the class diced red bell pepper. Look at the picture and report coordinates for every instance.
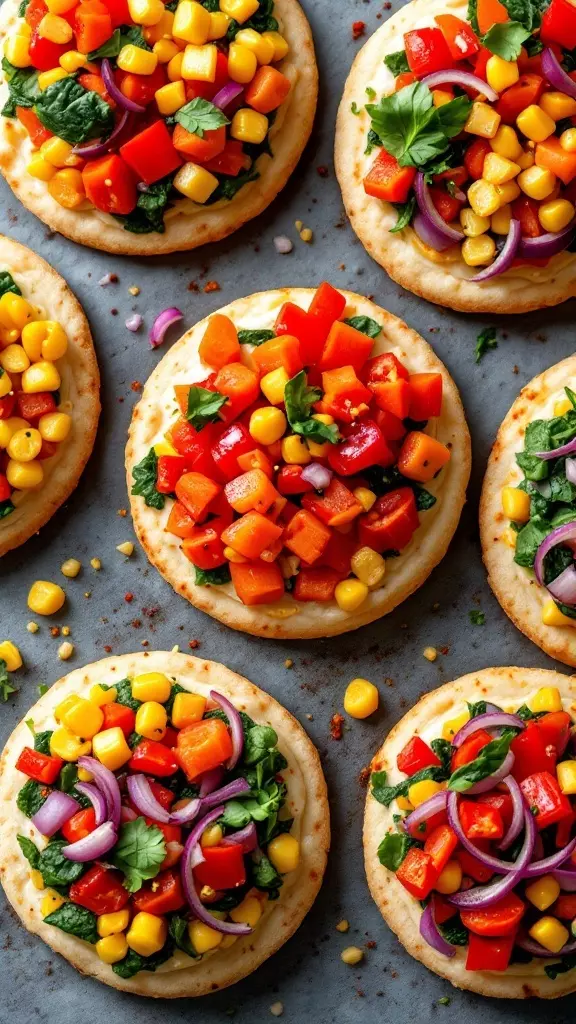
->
[170,419,224,481]
[307,282,347,349]
[117,64,167,107]
[203,139,250,177]
[451,729,493,770]
[156,455,186,494]
[129,739,179,777]
[29,31,69,70]
[459,800,504,840]
[511,721,555,782]
[457,845,494,883]
[363,148,417,203]
[396,847,437,899]
[16,106,53,146]
[38,439,59,461]
[537,711,572,759]
[434,14,480,60]
[520,771,572,830]
[193,844,246,890]
[276,464,315,496]
[319,529,358,575]
[464,138,492,181]
[541,0,576,49]
[553,893,576,920]
[431,892,457,924]
[496,74,544,124]
[328,420,393,476]
[25,0,48,30]
[405,807,448,841]
[0,473,11,502]
[100,0,130,27]
[319,321,374,373]
[461,892,525,938]
[481,791,514,833]
[429,186,463,224]
[404,27,454,77]
[396,735,442,776]
[274,302,323,365]
[293,567,343,602]
[61,807,97,844]
[0,395,15,420]
[82,153,137,215]
[374,408,406,441]
[511,195,542,238]
[69,864,130,914]
[101,701,136,737]
[15,747,63,785]
[16,391,56,421]
[423,824,458,874]
[363,353,410,386]
[358,487,419,553]
[408,373,443,420]
[176,718,233,781]
[120,120,182,185]
[370,379,412,419]
[132,869,186,914]
[466,932,516,972]
[301,478,363,527]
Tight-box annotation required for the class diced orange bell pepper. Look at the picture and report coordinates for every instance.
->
[363,148,417,203]
[221,511,282,559]
[476,0,508,35]
[175,471,221,522]
[74,0,113,55]
[294,567,343,602]
[423,824,459,874]
[318,321,374,372]
[321,366,372,405]
[251,335,303,379]
[214,362,260,422]
[370,378,412,419]
[118,65,166,107]
[172,124,227,163]
[536,137,576,185]
[181,521,228,570]
[408,373,443,419]
[434,14,480,61]
[229,559,285,605]
[78,72,116,109]
[177,718,233,780]
[16,106,53,147]
[237,449,274,477]
[283,509,331,564]
[199,314,241,370]
[224,468,280,515]
[166,500,197,540]
[397,431,450,483]
[302,478,363,527]
[395,71,417,91]
[82,154,137,215]
[245,65,291,114]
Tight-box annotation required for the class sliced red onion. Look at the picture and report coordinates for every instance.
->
[419,902,456,958]
[99,273,117,286]
[534,522,576,586]
[467,750,515,795]
[547,564,576,604]
[221,821,258,853]
[126,313,143,332]
[121,804,138,823]
[421,69,498,101]
[209,690,244,769]
[498,776,525,852]
[447,790,523,874]
[516,934,576,957]
[181,805,252,935]
[169,796,202,826]
[523,834,576,878]
[301,463,333,490]
[149,307,183,349]
[201,777,250,809]
[518,222,576,260]
[541,47,576,101]
[471,218,521,282]
[31,791,80,837]
[101,58,145,113]
[73,108,132,158]
[414,173,463,252]
[212,81,242,110]
[78,756,121,828]
[453,711,524,748]
[535,440,576,463]
[403,791,448,837]
[273,235,293,254]
[566,458,576,486]
[199,767,225,797]
[62,820,117,862]
[553,868,576,892]
[449,809,536,908]
[127,774,171,823]
[75,782,107,826]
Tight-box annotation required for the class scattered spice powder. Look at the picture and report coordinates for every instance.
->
[103,645,112,653]
[117,509,127,517]
[352,20,365,38]
[204,281,220,293]
[130,381,142,392]
[358,766,371,788]
[131,619,142,628]
[188,639,200,649]
[330,712,345,740]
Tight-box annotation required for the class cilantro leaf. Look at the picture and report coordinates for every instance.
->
[0,271,21,297]
[131,448,166,510]
[35,77,113,145]
[475,326,497,363]
[110,818,166,892]
[482,21,531,60]
[469,609,485,625]
[384,50,410,76]
[186,385,228,430]
[366,83,471,169]
[389,196,416,234]
[194,564,231,586]
[238,329,276,346]
[284,370,340,446]
[343,316,382,338]
[174,97,229,138]
[448,729,519,792]
[500,0,548,30]
[0,658,16,702]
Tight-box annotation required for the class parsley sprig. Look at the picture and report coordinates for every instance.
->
[284,371,340,446]
[186,385,228,430]
[366,82,471,169]
[175,98,229,139]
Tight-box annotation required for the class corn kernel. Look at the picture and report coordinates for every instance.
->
[0,418,29,450]
[135,700,168,740]
[343,677,379,719]
[153,38,180,63]
[540,91,576,121]
[31,869,45,889]
[529,916,569,954]
[501,486,530,522]
[517,104,555,143]
[530,686,563,713]
[181,42,217,81]
[525,874,561,913]
[0,294,35,330]
[0,640,22,671]
[98,910,131,938]
[516,149,535,169]
[465,101,501,139]
[230,895,263,926]
[155,79,186,114]
[132,672,172,702]
[127,912,168,956]
[396,795,413,811]
[561,128,576,153]
[200,823,223,848]
[117,44,158,75]
[281,434,311,465]
[350,546,385,588]
[22,320,67,362]
[7,458,43,489]
[495,180,521,205]
[352,487,376,512]
[8,427,42,462]
[50,725,91,761]
[21,361,61,394]
[490,124,522,161]
[57,641,74,660]
[442,711,469,741]
[167,51,184,80]
[228,41,257,83]
[435,859,462,895]
[219,0,259,23]
[38,412,71,444]
[38,67,69,90]
[249,406,286,445]
[154,439,179,456]
[542,599,576,627]
[557,760,576,795]
[0,344,29,373]
[40,137,80,168]
[0,370,11,400]
[423,646,438,661]
[208,11,230,38]
[460,207,490,237]
[41,890,66,917]
[260,366,289,405]
[128,0,165,26]
[59,49,88,72]
[116,541,134,557]
[262,30,289,61]
[4,34,31,66]
[92,727,132,771]
[62,697,104,738]
[231,107,268,144]
[432,88,453,108]
[96,933,129,964]
[47,167,85,208]
[268,833,300,873]
[188,919,223,952]
[173,0,210,43]
[486,55,519,93]
[518,164,556,200]
[491,203,511,234]
[174,161,219,201]
[90,684,117,706]
[461,234,496,266]
[341,946,363,965]
[224,545,247,562]
[55,694,81,722]
[27,155,56,181]
[467,179,501,218]
[408,779,444,807]
[143,9,174,42]
[483,152,520,185]
[334,578,369,613]
[539,199,575,233]
[235,27,274,64]
[39,12,73,43]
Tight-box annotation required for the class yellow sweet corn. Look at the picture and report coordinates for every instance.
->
[117,44,158,74]
[90,683,117,706]
[542,599,576,627]
[557,760,576,795]
[173,0,211,43]
[408,779,444,807]
[525,874,561,911]
[59,49,89,71]
[353,487,377,512]
[188,919,222,953]
[46,0,79,11]
[7,459,43,489]
[38,411,72,442]
[341,946,363,965]
[396,795,413,811]
[0,293,35,331]
[128,0,165,26]
[28,580,65,615]
[268,833,300,873]
[40,137,81,168]
[31,869,45,890]
[27,155,57,182]
[467,179,501,217]
[491,203,512,234]
[180,42,217,81]
[540,91,576,121]
[561,128,576,153]
[127,913,168,956]
[343,677,379,719]
[77,767,93,782]
[92,726,132,771]
[0,370,12,399]
[465,101,501,139]
[517,104,555,142]
[96,934,129,964]
[0,418,29,449]
[219,0,259,23]
[0,344,30,373]
[249,406,286,445]
[38,67,69,90]
[228,41,257,83]
[50,726,91,761]
[153,38,180,63]
[518,164,556,200]
[516,149,535,169]
[41,891,66,917]
[460,207,491,237]
[529,916,569,954]
[461,235,496,266]
[281,434,310,465]
[442,711,469,741]
[350,546,385,588]
[135,701,168,740]
[334,579,368,612]
[171,691,206,728]
[38,12,73,42]
[155,80,186,114]
[62,696,104,739]
[55,694,81,722]
[0,641,22,671]
[3,34,31,68]
[154,439,179,456]
[7,427,42,462]
[262,29,288,61]
[539,199,575,232]
[260,366,289,405]
[208,11,230,39]
[144,9,174,42]
[490,124,522,161]
[21,361,61,394]
[132,672,172,702]
[530,686,563,713]
[230,895,263,926]
[231,106,268,143]
[482,152,521,185]
[501,486,530,522]
[555,397,573,416]
[433,88,453,108]
[486,55,519,93]
[435,860,463,895]
[224,546,247,563]
[97,910,130,937]
[200,823,223,848]
[167,51,184,80]
[235,27,274,64]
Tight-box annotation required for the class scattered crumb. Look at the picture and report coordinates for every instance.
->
[284,658,293,669]
[50,627,60,638]
[330,713,345,740]
[27,622,39,634]
[300,227,313,243]
[128,285,140,296]
[189,639,200,649]
[316,165,329,177]
[58,641,74,661]
[117,509,127,517]
[131,381,142,392]
[125,593,134,603]
[423,647,437,662]
[336,920,349,933]
[61,626,70,637]
[352,20,365,38]
[204,281,220,293]
[270,1003,283,1017]
[90,558,102,571]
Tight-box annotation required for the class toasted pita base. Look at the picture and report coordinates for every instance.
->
[364,666,576,998]
[125,287,471,638]
[0,0,317,256]
[334,0,576,314]
[0,650,330,996]
[0,235,100,557]
[480,356,576,666]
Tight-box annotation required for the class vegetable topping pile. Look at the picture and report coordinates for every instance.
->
[131,282,451,613]
[373,687,576,976]
[501,384,576,629]
[16,673,297,976]
[2,0,290,233]
[0,272,72,520]
[361,0,576,277]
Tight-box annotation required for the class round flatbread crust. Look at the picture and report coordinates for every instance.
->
[480,355,576,666]
[364,666,576,998]
[0,650,330,996]
[125,287,471,638]
[0,0,317,256]
[0,235,100,557]
[335,0,576,314]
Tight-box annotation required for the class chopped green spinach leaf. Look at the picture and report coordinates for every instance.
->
[131,448,166,510]
[44,903,98,943]
[35,77,113,145]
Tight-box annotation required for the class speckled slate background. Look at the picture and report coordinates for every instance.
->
[1,0,576,1020]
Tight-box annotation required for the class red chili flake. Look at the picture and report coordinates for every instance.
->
[365,940,377,949]
[438,645,450,655]
[104,645,112,653]
[50,627,60,638]
[117,508,127,517]
[141,639,149,647]
[142,606,159,618]
[352,20,365,39]
[330,712,345,740]
[125,592,134,603]
[131,619,142,628]
[316,165,329,178]
[131,381,142,392]
[188,639,200,649]
[384,2,392,8]
[111,309,118,316]
[188,281,199,292]
[358,766,371,788]
[203,280,220,293]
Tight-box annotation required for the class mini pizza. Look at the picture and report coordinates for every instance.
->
[335,0,576,314]
[0,650,330,996]
[0,0,316,255]
[481,356,576,666]
[364,666,576,999]
[126,284,471,638]
[0,234,100,557]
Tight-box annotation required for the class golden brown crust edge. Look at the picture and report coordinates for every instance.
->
[0,650,330,996]
[364,666,576,998]
[0,235,100,557]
